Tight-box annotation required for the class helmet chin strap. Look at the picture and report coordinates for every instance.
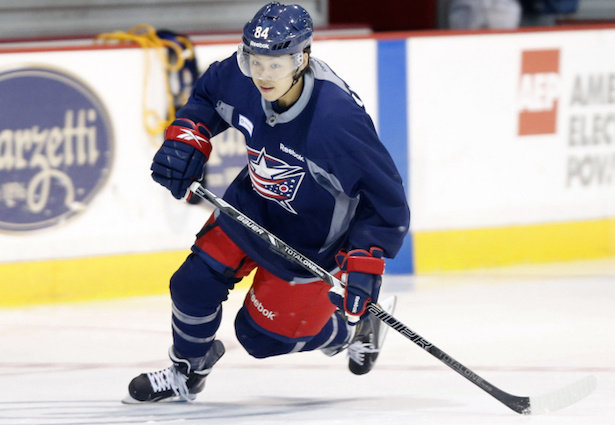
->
[276,61,309,105]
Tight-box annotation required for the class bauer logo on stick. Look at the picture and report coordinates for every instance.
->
[0,67,114,231]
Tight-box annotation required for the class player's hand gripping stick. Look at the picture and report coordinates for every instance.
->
[151,118,212,200]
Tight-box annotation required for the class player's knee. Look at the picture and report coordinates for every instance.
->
[234,307,291,359]
[235,308,270,358]
[169,253,232,310]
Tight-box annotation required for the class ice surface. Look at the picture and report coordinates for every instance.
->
[0,258,613,424]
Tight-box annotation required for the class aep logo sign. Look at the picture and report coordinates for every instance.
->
[517,49,561,136]
[0,67,114,231]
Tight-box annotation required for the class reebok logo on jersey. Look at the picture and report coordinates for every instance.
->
[247,146,305,214]
[518,49,561,136]
[248,288,276,320]
[279,143,304,162]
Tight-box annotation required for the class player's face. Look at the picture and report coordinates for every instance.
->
[250,53,307,105]
[252,72,295,103]
[248,54,298,83]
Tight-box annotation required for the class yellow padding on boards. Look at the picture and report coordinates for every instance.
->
[0,251,253,307]
[414,217,615,273]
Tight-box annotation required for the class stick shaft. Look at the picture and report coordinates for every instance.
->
[189,182,579,415]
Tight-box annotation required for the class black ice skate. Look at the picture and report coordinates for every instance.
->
[122,340,225,403]
[347,296,396,375]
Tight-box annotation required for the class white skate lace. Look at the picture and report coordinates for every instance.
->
[347,341,380,366]
[146,367,193,401]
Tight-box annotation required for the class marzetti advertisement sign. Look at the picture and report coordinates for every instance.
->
[0,67,113,231]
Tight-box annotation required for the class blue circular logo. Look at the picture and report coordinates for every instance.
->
[0,67,114,231]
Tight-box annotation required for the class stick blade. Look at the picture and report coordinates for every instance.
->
[527,375,597,415]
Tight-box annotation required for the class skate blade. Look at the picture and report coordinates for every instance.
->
[121,393,190,404]
[121,394,141,404]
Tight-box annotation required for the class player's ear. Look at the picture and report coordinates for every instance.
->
[300,52,309,72]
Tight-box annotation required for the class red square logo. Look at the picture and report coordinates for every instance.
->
[518,49,560,136]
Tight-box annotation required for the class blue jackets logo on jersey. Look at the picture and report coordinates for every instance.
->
[247,146,305,214]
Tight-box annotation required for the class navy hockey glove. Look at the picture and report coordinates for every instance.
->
[151,118,212,199]
[329,247,385,325]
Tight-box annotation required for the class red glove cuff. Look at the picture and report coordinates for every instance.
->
[164,118,213,159]
[341,247,386,275]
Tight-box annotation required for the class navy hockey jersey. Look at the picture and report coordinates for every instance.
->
[178,53,410,281]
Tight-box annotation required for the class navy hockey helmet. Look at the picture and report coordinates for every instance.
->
[237,2,313,80]
[242,2,313,56]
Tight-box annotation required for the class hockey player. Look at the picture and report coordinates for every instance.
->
[123,2,410,403]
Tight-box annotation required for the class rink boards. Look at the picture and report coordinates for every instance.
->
[0,26,614,305]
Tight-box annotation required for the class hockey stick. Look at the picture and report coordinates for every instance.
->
[188,182,596,415]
